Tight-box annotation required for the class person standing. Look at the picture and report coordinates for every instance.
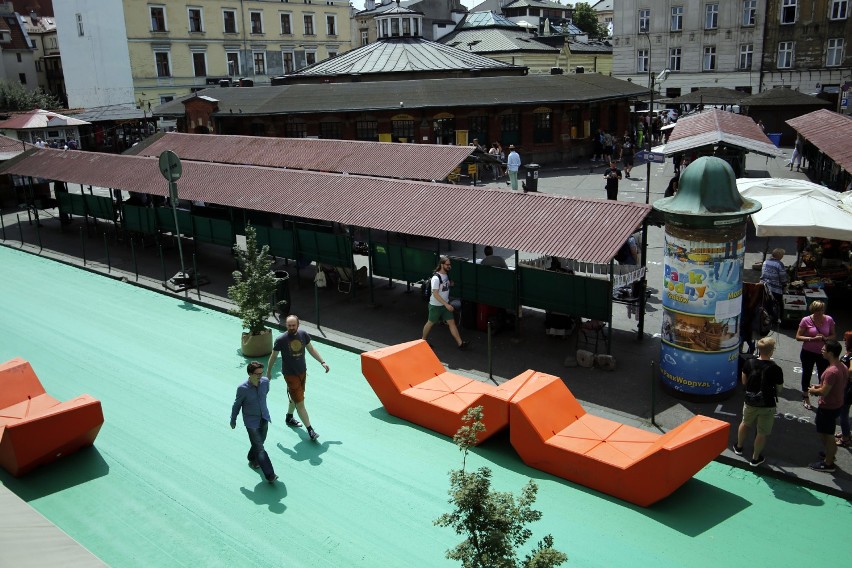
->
[267,315,329,441]
[621,134,634,178]
[506,145,521,190]
[807,340,849,472]
[836,331,852,448]
[760,248,787,323]
[602,160,622,200]
[797,300,836,410]
[481,245,507,268]
[733,337,784,467]
[422,255,468,349]
[230,362,278,484]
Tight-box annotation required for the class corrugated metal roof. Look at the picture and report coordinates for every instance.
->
[740,88,831,108]
[664,88,745,105]
[441,27,558,54]
[664,109,781,157]
[787,109,852,173]
[460,12,519,28]
[0,149,650,263]
[126,132,473,181]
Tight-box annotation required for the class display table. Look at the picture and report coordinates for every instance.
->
[782,289,827,326]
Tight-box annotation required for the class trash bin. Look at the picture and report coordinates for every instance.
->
[767,133,782,147]
[274,270,291,317]
[524,164,540,192]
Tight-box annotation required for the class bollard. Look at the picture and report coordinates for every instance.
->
[80,226,86,265]
[130,236,139,281]
[103,233,111,273]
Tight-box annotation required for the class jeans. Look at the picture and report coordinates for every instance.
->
[245,419,275,479]
[509,170,518,190]
[840,403,851,438]
[800,349,828,393]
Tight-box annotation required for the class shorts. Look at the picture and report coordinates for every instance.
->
[623,155,634,166]
[285,372,307,403]
[742,404,776,436]
[815,407,841,435]
[428,303,453,323]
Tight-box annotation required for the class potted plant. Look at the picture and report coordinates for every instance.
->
[227,224,280,357]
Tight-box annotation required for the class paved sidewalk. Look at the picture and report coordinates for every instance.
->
[3,144,850,499]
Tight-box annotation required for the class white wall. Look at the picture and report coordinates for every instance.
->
[54,0,135,109]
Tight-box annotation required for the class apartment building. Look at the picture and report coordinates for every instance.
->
[55,0,354,112]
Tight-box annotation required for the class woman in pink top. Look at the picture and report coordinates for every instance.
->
[796,300,836,410]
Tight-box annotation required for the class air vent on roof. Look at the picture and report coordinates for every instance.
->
[575,66,585,74]
[550,67,563,75]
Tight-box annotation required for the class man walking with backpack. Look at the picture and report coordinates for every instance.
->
[422,255,468,349]
[733,337,783,466]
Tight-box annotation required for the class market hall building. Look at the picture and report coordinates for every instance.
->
[153,5,647,165]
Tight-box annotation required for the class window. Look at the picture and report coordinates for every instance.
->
[76,13,84,36]
[327,50,337,59]
[827,38,844,66]
[781,0,797,24]
[223,10,237,33]
[830,0,848,19]
[285,121,306,138]
[281,13,292,34]
[188,8,203,32]
[150,6,166,32]
[192,52,206,76]
[705,3,719,29]
[533,111,552,144]
[18,73,26,84]
[326,15,336,36]
[160,95,174,104]
[468,115,488,144]
[392,120,414,142]
[35,60,41,72]
[155,51,171,77]
[282,51,294,73]
[361,30,368,45]
[250,11,263,33]
[304,14,314,35]
[742,0,756,26]
[16,53,21,62]
[671,6,683,31]
[402,18,410,36]
[637,49,649,73]
[305,51,316,66]
[253,52,266,74]
[777,41,794,68]
[500,114,519,146]
[703,46,716,70]
[226,52,240,75]
[738,44,753,69]
[669,47,681,71]
[638,9,650,32]
[319,122,342,139]
[391,18,400,36]
[356,120,378,141]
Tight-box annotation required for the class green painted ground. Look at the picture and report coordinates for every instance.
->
[1,245,850,567]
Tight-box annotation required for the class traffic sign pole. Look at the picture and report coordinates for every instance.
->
[159,151,186,290]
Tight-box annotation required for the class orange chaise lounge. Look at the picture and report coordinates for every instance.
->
[361,340,531,443]
[509,371,729,507]
[0,358,104,477]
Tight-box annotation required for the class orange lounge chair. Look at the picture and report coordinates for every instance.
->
[361,340,531,443]
[509,371,729,507]
[0,358,104,477]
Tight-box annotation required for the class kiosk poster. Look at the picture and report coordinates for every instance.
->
[660,227,745,396]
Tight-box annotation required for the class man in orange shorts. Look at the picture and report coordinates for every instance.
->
[267,315,329,441]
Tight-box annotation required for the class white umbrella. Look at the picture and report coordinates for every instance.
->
[736,178,852,240]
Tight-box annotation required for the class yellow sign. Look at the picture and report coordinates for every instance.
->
[467,164,477,175]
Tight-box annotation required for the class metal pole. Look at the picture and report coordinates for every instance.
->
[103,233,111,273]
[35,213,42,252]
[1,212,6,240]
[80,226,86,265]
[314,280,321,330]
[487,320,493,383]
[131,236,139,281]
[17,214,24,246]
[367,228,375,306]
[650,360,657,427]
[193,252,201,300]
[159,243,167,288]
[169,180,186,280]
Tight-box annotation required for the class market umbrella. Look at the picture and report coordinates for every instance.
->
[737,178,852,240]
[665,87,745,106]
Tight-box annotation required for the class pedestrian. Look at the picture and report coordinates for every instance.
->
[733,337,784,467]
[664,176,679,198]
[786,135,803,171]
[480,245,507,268]
[836,331,852,448]
[602,159,622,200]
[758,119,766,132]
[621,134,634,178]
[760,248,786,324]
[267,315,330,441]
[35,137,45,148]
[422,255,468,349]
[230,361,278,484]
[807,339,849,472]
[672,153,683,175]
[506,145,521,191]
[797,300,836,410]
[602,130,613,163]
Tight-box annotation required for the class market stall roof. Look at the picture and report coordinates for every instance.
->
[0,134,33,160]
[663,87,744,105]
[0,148,651,264]
[786,109,852,174]
[739,88,831,108]
[659,109,781,158]
[737,177,852,240]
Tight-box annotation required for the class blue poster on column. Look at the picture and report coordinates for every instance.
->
[659,231,745,396]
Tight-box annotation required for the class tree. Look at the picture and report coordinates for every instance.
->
[572,3,606,37]
[0,81,62,111]
[434,406,567,568]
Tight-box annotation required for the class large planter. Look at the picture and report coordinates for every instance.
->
[241,329,273,357]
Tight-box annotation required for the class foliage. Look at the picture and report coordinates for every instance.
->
[572,3,607,37]
[0,81,62,111]
[227,224,280,335]
[435,407,567,568]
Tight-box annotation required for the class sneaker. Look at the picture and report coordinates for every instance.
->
[309,429,320,441]
[808,461,835,473]
[749,455,765,467]
[285,417,302,428]
[248,461,260,470]
[732,444,744,456]
[267,474,279,484]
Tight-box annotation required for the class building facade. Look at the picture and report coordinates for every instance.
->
[55,0,355,111]
[0,5,37,91]
[22,11,65,106]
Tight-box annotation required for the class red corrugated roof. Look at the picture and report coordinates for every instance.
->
[130,133,474,181]
[1,149,650,263]
[665,109,780,157]
[786,109,852,173]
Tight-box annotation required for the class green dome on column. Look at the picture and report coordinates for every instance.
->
[653,156,761,226]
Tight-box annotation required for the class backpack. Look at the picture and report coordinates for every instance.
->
[744,360,778,407]
[422,272,445,302]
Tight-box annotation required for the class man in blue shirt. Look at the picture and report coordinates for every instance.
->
[506,145,521,191]
[230,361,278,484]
